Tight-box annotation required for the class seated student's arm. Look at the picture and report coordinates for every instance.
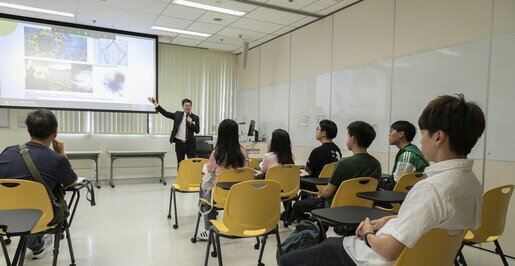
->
[320,183,337,199]
[320,160,346,199]
[53,140,78,187]
[366,232,405,261]
[393,151,417,181]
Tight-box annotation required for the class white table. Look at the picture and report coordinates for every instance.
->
[108,151,168,188]
[66,151,102,188]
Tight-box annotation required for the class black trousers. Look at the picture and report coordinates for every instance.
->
[279,237,357,266]
[175,140,196,168]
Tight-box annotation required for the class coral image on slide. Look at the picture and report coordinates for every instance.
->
[94,66,127,97]
[96,39,128,66]
[25,27,87,61]
[25,60,50,91]
[71,64,93,93]
[47,62,72,91]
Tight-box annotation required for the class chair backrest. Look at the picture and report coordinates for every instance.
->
[176,158,208,191]
[394,229,467,266]
[393,172,427,193]
[316,162,336,192]
[213,167,255,208]
[467,184,514,242]
[0,179,54,233]
[223,180,281,237]
[265,164,300,200]
[248,158,260,170]
[331,177,378,208]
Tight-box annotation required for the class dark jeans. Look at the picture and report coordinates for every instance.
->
[27,234,44,252]
[291,196,325,223]
[199,188,217,230]
[279,237,357,266]
[175,140,196,168]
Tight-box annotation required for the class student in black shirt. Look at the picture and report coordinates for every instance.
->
[302,120,342,191]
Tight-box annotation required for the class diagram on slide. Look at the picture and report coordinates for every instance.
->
[24,27,87,61]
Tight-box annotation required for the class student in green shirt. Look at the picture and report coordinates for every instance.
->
[291,121,382,222]
[383,121,429,190]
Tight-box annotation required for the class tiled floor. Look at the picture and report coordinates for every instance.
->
[2,181,514,266]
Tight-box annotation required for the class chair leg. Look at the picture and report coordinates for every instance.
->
[65,226,76,266]
[254,237,260,250]
[191,211,201,243]
[275,228,284,257]
[257,235,268,266]
[456,243,467,266]
[204,229,213,266]
[494,240,509,266]
[1,237,11,266]
[18,238,27,266]
[12,236,26,266]
[172,189,179,229]
[214,232,223,266]
[167,187,173,219]
[52,232,61,266]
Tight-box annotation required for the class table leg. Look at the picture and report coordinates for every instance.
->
[109,156,115,188]
[160,155,166,185]
[65,226,76,266]
[94,157,101,189]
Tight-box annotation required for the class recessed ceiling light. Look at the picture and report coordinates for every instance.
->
[0,2,75,17]
[173,0,245,16]
[151,25,211,38]
[213,18,223,22]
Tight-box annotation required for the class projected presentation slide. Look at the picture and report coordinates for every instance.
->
[0,17,157,112]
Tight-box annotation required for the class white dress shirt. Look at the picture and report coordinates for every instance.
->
[175,113,187,141]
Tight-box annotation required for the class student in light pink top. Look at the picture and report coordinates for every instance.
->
[198,119,249,241]
[260,129,295,174]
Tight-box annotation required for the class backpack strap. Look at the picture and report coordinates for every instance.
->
[19,143,57,202]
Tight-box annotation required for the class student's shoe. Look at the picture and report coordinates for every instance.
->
[32,235,54,259]
[197,230,210,241]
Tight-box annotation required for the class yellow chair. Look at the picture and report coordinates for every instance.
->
[457,184,514,266]
[248,158,260,170]
[204,180,283,266]
[300,162,336,196]
[394,229,467,266]
[331,177,379,208]
[376,172,426,213]
[192,167,255,243]
[265,164,300,226]
[0,179,60,266]
[167,158,208,229]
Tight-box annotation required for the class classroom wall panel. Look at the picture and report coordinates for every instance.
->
[394,0,493,57]
[290,16,333,80]
[288,73,331,147]
[332,0,394,70]
[493,0,515,36]
[259,82,289,139]
[235,88,260,136]
[260,34,291,87]
[331,60,392,153]
[236,47,260,91]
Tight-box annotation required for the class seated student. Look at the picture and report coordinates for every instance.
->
[279,94,485,266]
[259,129,294,175]
[0,109,78,259]
[382,121,429,190]
[301,120,342,191]
[198,119,249,240]
[291,121,382,222]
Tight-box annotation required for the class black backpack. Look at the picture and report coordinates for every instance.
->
[276,220,322,263]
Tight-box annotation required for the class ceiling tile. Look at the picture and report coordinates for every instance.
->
[158,35,174,43]
[116,9,158,24]
[205,34,244,46]
[301,0,338,13]
[318,0,358,15]
[154,0,173,3]
[289,16,316,28]
[75,14,115,28]
[244,7,305,25]
[197,11,240,26]
[232,47,243,54]
[77,2,120,18]
[121,0,168,15]
[230,18,283,34]
[257,34,278,43]
[78,0,122,8]
[217,27,266,42]
[273,26,295,36]
[154,15,193,29]
[198,41,238,52]
[171,37,203,46]
[162,4,206,21]
[113,20,155,34]
[265,0,317,10]
[34,13,76,23]
[187,21,224,34]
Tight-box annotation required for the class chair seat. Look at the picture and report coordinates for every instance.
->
[464,230,500,243]
[172,183,200,192]
[210,220,267,237]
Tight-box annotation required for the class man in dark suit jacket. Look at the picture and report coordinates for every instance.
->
[148,97,200,167]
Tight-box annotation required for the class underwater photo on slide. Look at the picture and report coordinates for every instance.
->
[71,64,93,93]
[93,66,127,97]
[25,27,87,61]
[25,59,50,91]
[96,38,128,66]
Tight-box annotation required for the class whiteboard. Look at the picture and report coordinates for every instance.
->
[0,109,7,128]
[259,82,289,140]
[486,32,515,161]
[331,60,392,153]
[289,73,331,147]
[235,88,259,137]
[391,39,490,160]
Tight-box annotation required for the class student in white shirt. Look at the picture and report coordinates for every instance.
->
[279,94,486,266]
